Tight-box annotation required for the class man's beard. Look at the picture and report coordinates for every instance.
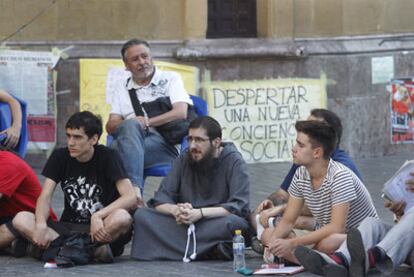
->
[133,65,154,83]
[188,147,217,173]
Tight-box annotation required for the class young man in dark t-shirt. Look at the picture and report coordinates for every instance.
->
[13,111,138,262]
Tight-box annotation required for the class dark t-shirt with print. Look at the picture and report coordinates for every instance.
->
[42,145,127,224]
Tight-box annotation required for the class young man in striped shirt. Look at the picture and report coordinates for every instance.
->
[251,109,362,254]
[261,120,377,264]
[295,178,414,277]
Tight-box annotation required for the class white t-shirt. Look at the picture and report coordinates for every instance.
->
[110,68,193,119]
[288,159,378,230]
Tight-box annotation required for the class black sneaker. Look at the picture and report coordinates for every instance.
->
[294,245,348,277]
[251,236,264,254]
[93,244,114,263]
[111,245,125,257]
[347,228,368,277]
[26,243,43,260]
[10,238,28,258]
[216,242,233,261]
[201,242,233,261]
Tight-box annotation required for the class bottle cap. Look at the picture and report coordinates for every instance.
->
[235,229,241,235]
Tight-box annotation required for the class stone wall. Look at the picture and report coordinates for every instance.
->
[9,34,414,158]
[2,0,414,41]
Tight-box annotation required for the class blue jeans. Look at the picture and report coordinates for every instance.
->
[110,119,178,190]
[337,211,414,274]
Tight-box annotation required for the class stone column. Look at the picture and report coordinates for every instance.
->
[183,0,207,39]
[257,0,294,38]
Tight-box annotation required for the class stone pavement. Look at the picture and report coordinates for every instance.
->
[2,152,414,276]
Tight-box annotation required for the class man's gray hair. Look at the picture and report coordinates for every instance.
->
[121,39,150,61]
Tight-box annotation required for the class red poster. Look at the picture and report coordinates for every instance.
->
[391,78,414,143]
[27,116,55,142]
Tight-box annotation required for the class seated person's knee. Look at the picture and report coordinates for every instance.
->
[294,216,315,231]
[113,209,133,227]
[314,234,344,254]
[12,211,34,231]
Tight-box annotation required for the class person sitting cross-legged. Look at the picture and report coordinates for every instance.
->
[295,172,414,277]
[261,120,377,265]
[13,111,139,263]
[251,109,363,255]
[130,116,251,261]
[0,145,57,257]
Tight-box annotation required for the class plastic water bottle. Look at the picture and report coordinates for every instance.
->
[233,229,246,271]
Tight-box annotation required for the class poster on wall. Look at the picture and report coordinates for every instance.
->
[206,78,327,164]
[0,50,59,150]
[372,56,394,84]
[27,68,56,146]
[391,78,414,144]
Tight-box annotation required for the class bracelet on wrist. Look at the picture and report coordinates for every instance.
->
[200,208,204,218]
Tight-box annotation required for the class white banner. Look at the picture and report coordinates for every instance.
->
[207,78,327,164]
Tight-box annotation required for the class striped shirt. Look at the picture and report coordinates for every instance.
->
[288,159,378,231]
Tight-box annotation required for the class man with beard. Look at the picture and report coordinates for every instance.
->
[131,116,250,261]
[106,39,194,194]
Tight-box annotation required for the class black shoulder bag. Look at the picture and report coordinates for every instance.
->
[128,87,197,145]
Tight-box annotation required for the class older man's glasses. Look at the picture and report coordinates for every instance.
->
[187,136,210,144]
